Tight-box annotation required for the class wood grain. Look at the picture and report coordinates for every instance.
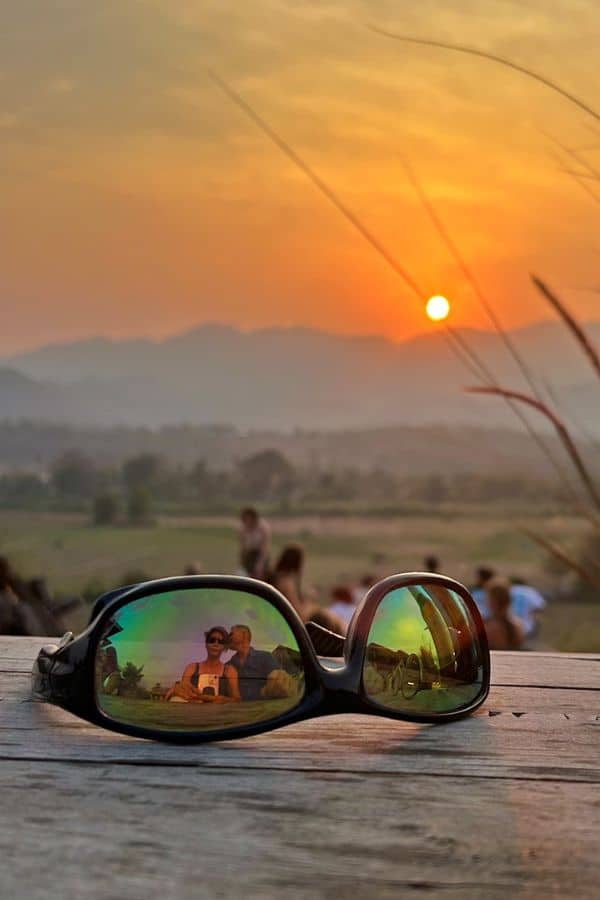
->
[0,637,598,899]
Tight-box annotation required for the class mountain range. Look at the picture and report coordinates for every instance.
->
[1,321,599,432]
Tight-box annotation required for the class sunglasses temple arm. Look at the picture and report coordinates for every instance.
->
[305,620,346,657]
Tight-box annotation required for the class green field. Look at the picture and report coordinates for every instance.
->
[1,508,599,651]
[100,694,301,732]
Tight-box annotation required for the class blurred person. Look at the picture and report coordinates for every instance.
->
[470,566,496,620]
[352,573,377,607]
[328,585,357,631]
[183,561,204,576]
[26,577,63,635]
[166,626,240,703]
[270,544,306,615]
[484,577,525,651]
[239,507,271,579]
[423,555,440,573]
[0,557,46,635]
[509,576,546,640]
[303,604,346,636]
[0,557,28,635]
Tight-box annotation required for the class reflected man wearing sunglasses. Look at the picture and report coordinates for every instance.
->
[165,626,241,703]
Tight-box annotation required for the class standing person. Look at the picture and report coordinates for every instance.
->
[484,577,525,651]
[239,507,271,579]
[165,626,240,703]
[423,555,440,573]
[270,544,305,616]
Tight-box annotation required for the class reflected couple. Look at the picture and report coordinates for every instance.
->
[165,623,291,704]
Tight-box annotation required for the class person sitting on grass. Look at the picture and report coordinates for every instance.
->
[165,626,240,703]
[270,544,307,616]
[484,577,526,651]
[327,585,357,631]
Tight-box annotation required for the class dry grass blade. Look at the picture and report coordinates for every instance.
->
[368,27,600,123]
[207,69,494,392]
[400,157,543,398]
[399,158,584,504]
[557,169,600,181]
[573,178,600,205]
[541,130,600,205]
[465,385,600,512]
[206,69,423,299]
[522,528,600,590]
[531,275,600,380]
[209,69,593,512]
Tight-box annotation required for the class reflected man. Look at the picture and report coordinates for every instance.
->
[227,624,288,700]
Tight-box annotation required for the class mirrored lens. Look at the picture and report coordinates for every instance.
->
[95,587,305,733]
[363,584,485,715]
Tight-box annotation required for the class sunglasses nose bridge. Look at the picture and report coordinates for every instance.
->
[316,661,361,702]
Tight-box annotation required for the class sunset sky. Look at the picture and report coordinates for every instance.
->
[1,1,599,354]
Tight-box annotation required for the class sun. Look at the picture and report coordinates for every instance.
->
[425,295,451,322]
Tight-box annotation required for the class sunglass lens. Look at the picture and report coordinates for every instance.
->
[363,583,486,715]
[94,587,306,735]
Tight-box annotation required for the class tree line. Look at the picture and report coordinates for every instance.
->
[0,448,567,521]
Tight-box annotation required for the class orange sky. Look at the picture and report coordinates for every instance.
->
[1,1,599,354]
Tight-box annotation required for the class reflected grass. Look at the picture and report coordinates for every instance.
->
[100,694,300,732]
[372,683,482,715]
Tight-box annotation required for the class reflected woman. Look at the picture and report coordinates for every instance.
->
[166,626,241,703]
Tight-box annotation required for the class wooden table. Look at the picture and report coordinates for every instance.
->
[1,637,598,899]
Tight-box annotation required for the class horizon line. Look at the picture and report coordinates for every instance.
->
[4,315,600,358]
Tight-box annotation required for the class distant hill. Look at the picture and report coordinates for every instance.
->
[2,321,599,432]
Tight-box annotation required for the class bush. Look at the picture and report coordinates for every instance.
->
[127,487,153,525]
[92,492,120,526]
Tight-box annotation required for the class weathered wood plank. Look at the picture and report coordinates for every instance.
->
[0,760,598,900]
[0,695,598,782]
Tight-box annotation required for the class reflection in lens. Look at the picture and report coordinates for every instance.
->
[95,588,305,733]
[363,585,485,715]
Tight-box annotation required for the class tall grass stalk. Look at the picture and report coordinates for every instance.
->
[466,386,600,512]
[210,69,590,513]
[531,276,600,380]
[522,529,600,591]
[208,69,494,390]
[401,157,582,503]
[369,28,600,123]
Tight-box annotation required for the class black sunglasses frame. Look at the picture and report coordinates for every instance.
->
[32,572,490,744]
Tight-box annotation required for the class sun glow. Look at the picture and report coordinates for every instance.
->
[426,295,451,322]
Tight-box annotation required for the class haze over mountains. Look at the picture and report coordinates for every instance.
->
[1,320,599,433]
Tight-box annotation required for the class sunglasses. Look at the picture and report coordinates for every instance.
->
[206,636,226,645]
[32,573,490,744]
